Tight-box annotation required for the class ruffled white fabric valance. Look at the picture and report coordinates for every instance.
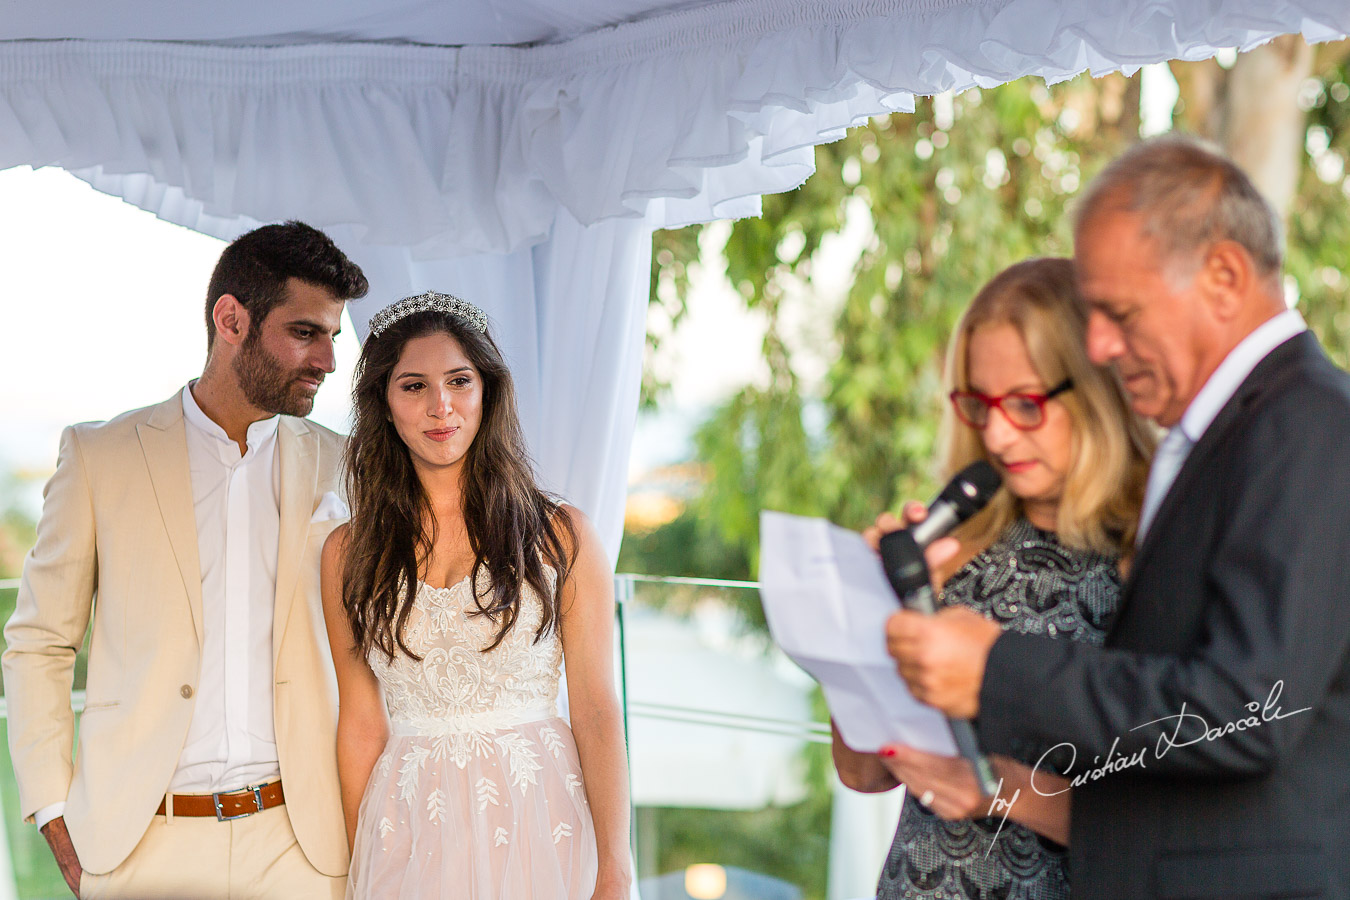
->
[4,0,1348,257]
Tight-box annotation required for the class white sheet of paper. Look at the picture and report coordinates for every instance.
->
[759,510,957,755]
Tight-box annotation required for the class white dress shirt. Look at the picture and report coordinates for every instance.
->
[35,385,285,829]
[172,382,283,793]
[1137,309,1307,543]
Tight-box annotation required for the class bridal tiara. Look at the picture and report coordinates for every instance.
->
[366,291,489,339]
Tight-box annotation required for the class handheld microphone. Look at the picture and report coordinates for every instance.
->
[880,461,1002,603]
[878,460,1003,797]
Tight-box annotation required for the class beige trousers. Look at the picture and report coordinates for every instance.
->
[78,804,346,900]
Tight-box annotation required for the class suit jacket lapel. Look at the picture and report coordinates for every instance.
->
[274,417,318,666]
[1124,332,1316,605]
[137,395,205,647]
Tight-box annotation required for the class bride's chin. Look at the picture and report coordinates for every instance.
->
[410,448,467,471]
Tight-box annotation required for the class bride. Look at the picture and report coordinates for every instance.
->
[320,292,632,899]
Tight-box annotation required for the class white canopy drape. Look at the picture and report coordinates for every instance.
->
[3,0,1348,554]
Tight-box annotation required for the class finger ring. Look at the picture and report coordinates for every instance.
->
[919,790,935,807]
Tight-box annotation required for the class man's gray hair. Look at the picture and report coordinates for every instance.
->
[1074,135,1284,278]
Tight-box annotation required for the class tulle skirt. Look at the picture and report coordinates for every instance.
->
[348,712,598,899]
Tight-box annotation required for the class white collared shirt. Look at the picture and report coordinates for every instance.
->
[1137,309,1307,542]
[172,381,283,793]
[1174,309,1307,446]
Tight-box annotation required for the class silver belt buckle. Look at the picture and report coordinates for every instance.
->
[213,784,266,822]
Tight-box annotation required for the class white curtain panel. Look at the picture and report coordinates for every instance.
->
[334,210,653,562]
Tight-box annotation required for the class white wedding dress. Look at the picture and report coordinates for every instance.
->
[347,570,598,899]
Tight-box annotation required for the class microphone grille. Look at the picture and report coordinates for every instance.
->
[960,460,1002,497]
[944,460,1002,516]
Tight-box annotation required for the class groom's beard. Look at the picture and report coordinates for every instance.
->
[233,337,325,417]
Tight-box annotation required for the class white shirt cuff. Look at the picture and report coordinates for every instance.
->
[33,802,65,830]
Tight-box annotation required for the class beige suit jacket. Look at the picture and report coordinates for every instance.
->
[2,393,350,876]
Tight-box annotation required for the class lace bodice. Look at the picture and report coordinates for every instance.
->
[350,565,597,898]
[368,569,562,735]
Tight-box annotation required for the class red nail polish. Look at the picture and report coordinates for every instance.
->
[880,747,897,758]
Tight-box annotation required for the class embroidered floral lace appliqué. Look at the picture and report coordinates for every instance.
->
[347,572,598,899]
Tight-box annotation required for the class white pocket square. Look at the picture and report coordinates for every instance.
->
[310,491,350,524]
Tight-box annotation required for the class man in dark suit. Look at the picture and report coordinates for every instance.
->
[885,136,1350,898]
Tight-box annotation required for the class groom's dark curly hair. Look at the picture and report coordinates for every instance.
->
[204,220,368,350]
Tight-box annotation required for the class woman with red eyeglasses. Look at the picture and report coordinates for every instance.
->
[832,257,1154,900]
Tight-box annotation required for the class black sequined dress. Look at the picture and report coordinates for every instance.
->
[875,517,1121,900]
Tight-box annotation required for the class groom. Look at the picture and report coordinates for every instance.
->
[3,221,368,898]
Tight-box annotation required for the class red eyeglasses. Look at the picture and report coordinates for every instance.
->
[949,378,1073,431]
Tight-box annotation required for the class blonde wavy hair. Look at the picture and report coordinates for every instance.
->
[939,257,1154,556]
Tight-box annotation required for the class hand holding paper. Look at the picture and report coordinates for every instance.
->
[758,510,956,756]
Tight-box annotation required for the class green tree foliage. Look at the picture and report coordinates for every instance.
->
[617,508,748,582]
[1289,57,1350,363]
[648,73,1141,579]
[0,473,37,579]
[636,60,1350,583]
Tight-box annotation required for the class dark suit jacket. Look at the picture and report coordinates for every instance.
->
[977,331,1350,899]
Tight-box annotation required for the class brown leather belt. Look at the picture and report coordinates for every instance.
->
[155,780,285,821]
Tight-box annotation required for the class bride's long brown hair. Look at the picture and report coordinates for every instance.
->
[341,308,576,661]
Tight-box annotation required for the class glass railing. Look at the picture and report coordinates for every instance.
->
[615,574,902,900]
[616,574,832,899]
[0,576,904,900]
